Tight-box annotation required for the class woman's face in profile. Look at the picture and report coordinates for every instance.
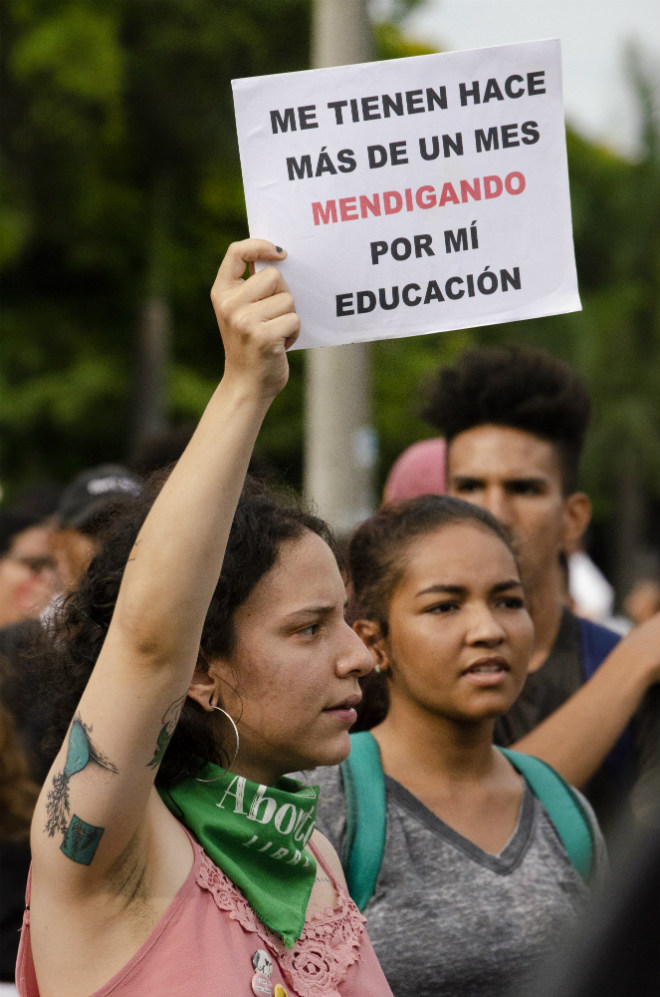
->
[381,521,534,726]
[210,530,373,785]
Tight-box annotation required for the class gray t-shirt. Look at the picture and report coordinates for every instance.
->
[307,764,605,997]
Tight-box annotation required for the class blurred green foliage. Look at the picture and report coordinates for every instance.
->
[1,0,658,573]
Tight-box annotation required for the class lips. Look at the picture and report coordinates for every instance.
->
[462,656,509,675]
[323,691,362,712]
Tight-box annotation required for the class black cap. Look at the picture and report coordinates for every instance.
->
[57,464,142,530]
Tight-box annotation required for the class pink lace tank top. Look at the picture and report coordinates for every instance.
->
[16,829,392,997]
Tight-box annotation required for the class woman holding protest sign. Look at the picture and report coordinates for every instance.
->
[16,239,391,997]
[308,494,607,997]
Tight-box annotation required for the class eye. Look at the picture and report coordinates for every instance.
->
[297,622,321,638]
[496,595,526,610]
[509,481,544,496]
[453,479,482,494]
[424,600,459,614]
[12,555,55,573]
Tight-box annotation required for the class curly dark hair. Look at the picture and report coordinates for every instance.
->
[348,494,517,730]
[0,654,40,842]
[422,345,591,494]
[32,472,338,786]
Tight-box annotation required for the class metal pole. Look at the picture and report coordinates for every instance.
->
[304,0,377,536]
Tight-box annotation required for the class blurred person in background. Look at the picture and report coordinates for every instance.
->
[0,491,60,629]
[48,464,142,598]
[0,464,143,780]
[0,663,40,995]
[381,437,446,505]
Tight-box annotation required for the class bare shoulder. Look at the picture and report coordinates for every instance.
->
[311,828,348,890]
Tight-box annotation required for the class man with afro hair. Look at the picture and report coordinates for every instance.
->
[423,344,659,832]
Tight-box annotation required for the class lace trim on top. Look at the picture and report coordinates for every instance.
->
[196,847,366,997]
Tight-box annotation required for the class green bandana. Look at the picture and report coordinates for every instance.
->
[159,764,319,948]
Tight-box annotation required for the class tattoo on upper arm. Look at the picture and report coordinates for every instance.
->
[61,815,105,865]
[147,694,186,769]
[45,713,118,864]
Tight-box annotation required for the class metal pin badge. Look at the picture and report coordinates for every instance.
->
[251,950,274,996]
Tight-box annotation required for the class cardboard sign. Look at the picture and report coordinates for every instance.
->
[232,39,580,349]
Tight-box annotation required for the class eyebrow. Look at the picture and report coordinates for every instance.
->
[281,603,339,624]
[416,580,524,598]
[452,474,548,485]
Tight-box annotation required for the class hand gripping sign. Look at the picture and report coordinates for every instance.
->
[232,39,580,349]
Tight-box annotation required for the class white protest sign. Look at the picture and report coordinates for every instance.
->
[232,39,580,349]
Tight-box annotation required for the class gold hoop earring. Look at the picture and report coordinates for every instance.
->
[194,706,240,782]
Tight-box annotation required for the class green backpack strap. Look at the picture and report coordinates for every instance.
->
[340,738,594,909]
[340,731,387,911]
[498,747,594,882]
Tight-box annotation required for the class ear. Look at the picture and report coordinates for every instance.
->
[186,653,222,713]
[353,618,391,673]
[562,491,592,553]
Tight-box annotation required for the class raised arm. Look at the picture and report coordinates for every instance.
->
[511,613,660,788]
[30,239,298,893]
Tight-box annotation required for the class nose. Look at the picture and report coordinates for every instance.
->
[480,487,513,529]
[466,602,506,647]
[336,620,374,678]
